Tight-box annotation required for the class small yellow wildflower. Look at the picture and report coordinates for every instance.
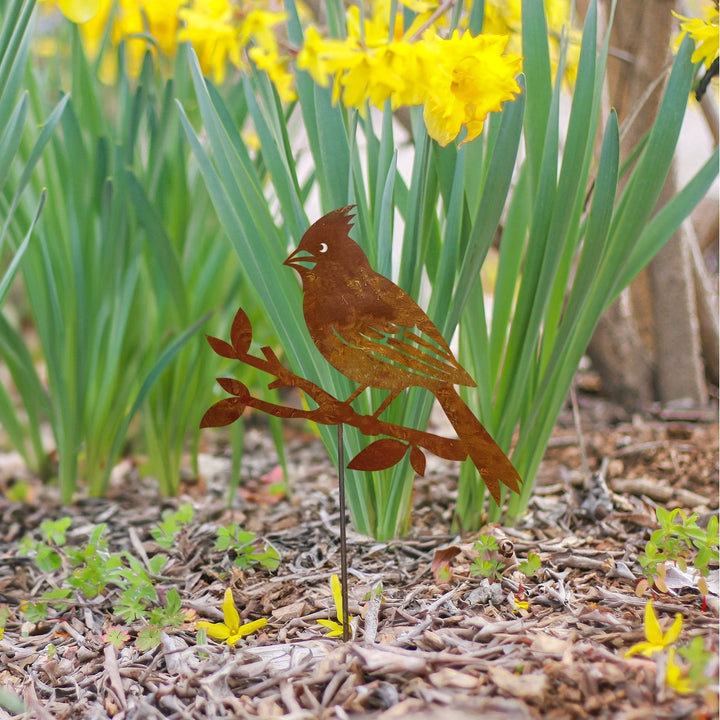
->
[624,601,683,658]
[665,648,694,694]
[196,588,267,646]
[317,574,354,638]
[674,4,720,69]
[0,627,4,641]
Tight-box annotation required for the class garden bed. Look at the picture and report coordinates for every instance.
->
[0,392,717,720]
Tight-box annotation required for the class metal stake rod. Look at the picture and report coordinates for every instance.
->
[337,423,350,642]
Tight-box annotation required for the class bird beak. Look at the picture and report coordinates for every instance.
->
[284,248,316,270]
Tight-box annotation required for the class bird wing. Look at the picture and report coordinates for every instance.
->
[365,273,476,387]
[337,315,475,388]
[306,260,476,388]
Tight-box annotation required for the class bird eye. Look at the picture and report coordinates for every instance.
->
[319,242,328,253]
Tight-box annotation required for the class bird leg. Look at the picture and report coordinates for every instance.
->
[372,389,401,418]
[344,385,366,406]
[344,385,401,419]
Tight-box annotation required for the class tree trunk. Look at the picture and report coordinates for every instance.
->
[587,291,654,410]
[649,201,708,405]
[586,0,713,408]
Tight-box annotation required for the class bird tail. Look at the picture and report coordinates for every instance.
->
[434,384,521,505]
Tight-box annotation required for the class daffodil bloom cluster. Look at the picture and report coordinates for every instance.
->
[41,0,525,146]
[40,0,294,93]
[196,587,267,646]
[297,7,522,146]
[317,573,354,637]
[674,3,720,69]
[624,600,683,659]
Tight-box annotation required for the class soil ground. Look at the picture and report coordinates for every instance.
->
[0,388,718,720]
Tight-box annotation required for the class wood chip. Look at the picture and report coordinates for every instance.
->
[488,666,548,701]
[428,667,479,689]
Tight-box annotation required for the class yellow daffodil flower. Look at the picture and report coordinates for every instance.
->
[296,26,332,86]
[624,601,683,658]
[296,28,358,88]
[196,588,267,646]
[111,0,183,78]
[484,0,578,86]
[43,0,102,24]
[674,4,719,69]
[178,0,244,84]
[43,0,528,145]
[249,47,297,103]
[665,648,694,694]
[74,0,112,57]
[317,574,353,638]
[238,9,286,53]
[423,30,522,146]
[346,3,402,47]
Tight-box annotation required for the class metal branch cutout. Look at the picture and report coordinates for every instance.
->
[201,206,522,639]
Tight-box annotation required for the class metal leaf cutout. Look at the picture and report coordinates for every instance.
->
[230,308,252,356]
[409,446,426,477]
[200,398,246,428]
[347,438,409,472]
[206,334,236,359]
[217,377,247,397]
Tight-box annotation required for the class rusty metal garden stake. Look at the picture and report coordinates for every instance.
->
[200,207,524,640]
[337,423,350,641]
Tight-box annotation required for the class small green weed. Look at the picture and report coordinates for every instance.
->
[102,626,130,649]
[470,534,541,582]
[470,535,505,581]
[637,508,718,595]
[677,636,716,691]
[20,601,48,624]
[19,518,172,635]
[19,514,281,648]
[518,552,541,576]
[216,524,280,570]
[151,503,195,549]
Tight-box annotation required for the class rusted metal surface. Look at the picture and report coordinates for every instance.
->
[203,206,521,505]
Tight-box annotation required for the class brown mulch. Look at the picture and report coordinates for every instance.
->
[0,393,718,720]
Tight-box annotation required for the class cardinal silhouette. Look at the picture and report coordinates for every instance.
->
[284,206,520,504]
